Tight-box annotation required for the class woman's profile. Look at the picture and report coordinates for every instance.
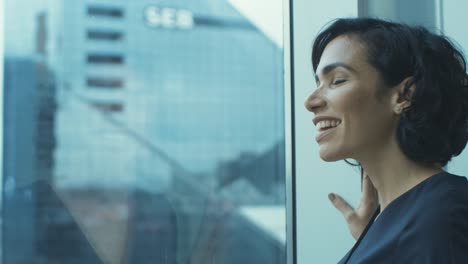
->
[305,18,468,263]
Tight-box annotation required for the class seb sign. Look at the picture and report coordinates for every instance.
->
[144,6,194,29]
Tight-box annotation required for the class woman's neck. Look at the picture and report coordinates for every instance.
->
[358,140,443,212]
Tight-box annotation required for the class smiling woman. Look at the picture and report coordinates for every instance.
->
[305,18,468,263]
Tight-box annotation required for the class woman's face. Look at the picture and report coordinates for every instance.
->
[305,35,397,162]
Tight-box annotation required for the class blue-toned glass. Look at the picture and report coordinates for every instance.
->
[2,0,286,263]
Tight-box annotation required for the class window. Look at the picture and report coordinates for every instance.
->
[87,53,124,64]
[2,1,287,263]
[87,6,124,19]
[91,102,124,112]
[87,77,123,89]
[87,30,123,41]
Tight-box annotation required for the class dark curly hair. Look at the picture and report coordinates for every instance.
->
[312,18,468,167]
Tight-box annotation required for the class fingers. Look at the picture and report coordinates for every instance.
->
[328,193,355,221]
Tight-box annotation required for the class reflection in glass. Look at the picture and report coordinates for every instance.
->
[2,0,286,263]
[359,0,437,30]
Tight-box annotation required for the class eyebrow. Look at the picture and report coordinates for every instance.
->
[315,62,357,83]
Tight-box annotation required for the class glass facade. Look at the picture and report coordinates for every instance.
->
[2,0,286,263]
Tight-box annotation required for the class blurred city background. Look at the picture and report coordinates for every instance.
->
[2,0,286,263]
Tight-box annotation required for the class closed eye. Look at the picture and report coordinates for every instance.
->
[332,79,346,85]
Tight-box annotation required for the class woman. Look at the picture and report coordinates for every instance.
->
[305,18,468,263]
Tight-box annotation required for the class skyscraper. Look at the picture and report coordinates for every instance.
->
[53,0,284,192]
[3,0,286,263]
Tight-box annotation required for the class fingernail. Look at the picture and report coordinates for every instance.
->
[328,193,336,202]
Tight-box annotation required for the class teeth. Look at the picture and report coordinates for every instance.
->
[316,120,341,131]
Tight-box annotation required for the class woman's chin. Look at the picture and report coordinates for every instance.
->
[319,148,342,162]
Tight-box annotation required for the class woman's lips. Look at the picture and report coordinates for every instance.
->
[315,125,338,142]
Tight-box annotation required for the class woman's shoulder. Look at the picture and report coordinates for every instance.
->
[417,172,468,206]
[408,171,466,229]
[397,172,467,239]
[394,172,468,262]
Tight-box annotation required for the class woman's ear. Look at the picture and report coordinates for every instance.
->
[392,77,415,115]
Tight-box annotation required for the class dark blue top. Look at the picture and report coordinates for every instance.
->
[339,172,468,264]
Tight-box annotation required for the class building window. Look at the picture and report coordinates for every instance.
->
[91,102,124,112]
[87,54,124,65]
[4,1,287,263]
[87,77,124,89]
[87,6,124,18]
[87,30,123,41]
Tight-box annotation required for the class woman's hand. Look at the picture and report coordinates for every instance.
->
[328,173,379,240]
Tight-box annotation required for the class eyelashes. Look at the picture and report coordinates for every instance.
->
[332,79,346,86]
[315,77,348,89]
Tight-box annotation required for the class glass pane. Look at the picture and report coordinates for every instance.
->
[2,0,286,263]
[359,0,437,30]
[442,0,468,177]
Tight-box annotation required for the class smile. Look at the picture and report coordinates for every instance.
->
[316,120,341,132]
[315,120,341,142]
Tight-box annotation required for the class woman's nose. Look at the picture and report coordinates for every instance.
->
[304,90,326,113]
